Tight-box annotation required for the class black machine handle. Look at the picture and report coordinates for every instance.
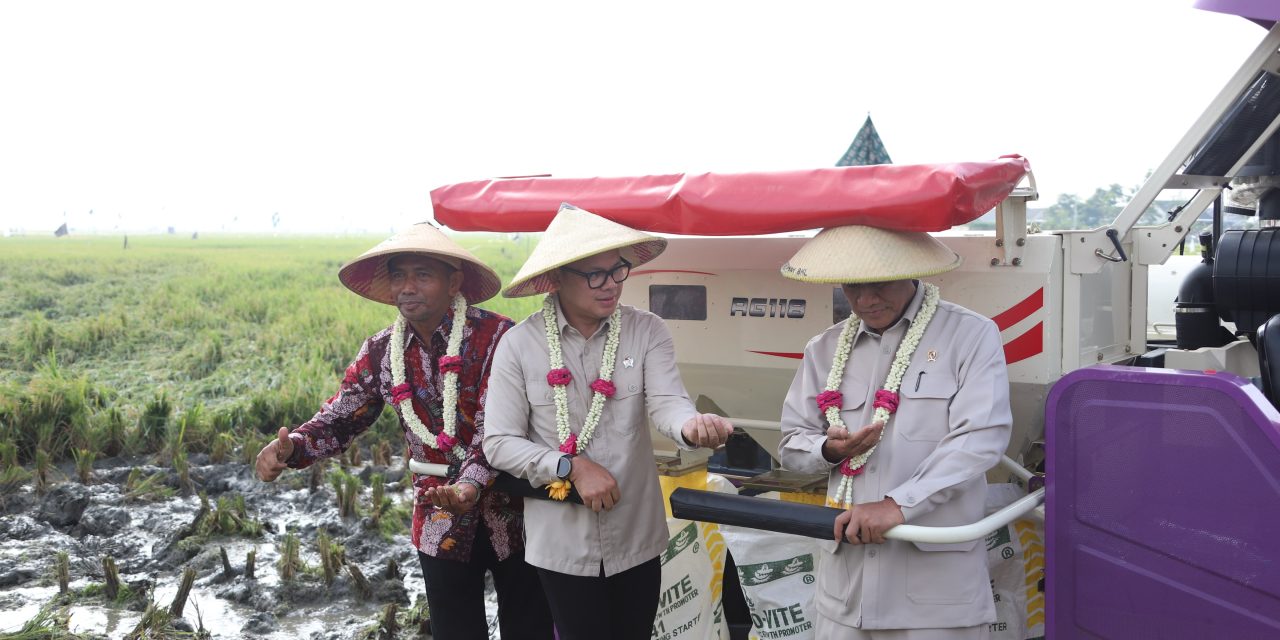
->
[668,487,842,540]
[1098,228,1129,263]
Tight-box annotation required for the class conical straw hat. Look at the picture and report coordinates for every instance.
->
[780,225,961,284]
[503,203,668,298]
[339,223,501,305]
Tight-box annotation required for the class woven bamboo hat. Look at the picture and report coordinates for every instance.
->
[339,223,501,305]
[780,225,961,284]
[503,203,668,298]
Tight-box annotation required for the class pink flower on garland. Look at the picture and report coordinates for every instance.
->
[873,390,899,414]
[436,432,458,451]
[547,368,572,386]
[589,379,616,398]
[438,355,463,375]
[839,458,865,477]
[559,433,578,455]
[816,390,843,412]
[391,383,413,404]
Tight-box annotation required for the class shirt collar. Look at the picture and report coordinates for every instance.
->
[403,305,459,350]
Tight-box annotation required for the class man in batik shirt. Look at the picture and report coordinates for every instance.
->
[255,223,553,640]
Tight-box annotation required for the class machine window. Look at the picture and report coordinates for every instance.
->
[650,285,708,321]
[833,287,852,324]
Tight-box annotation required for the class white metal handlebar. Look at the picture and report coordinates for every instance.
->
[411,447,1046,544]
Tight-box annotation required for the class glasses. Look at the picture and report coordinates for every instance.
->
[561,258,632,289]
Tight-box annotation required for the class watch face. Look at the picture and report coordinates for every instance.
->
[557,455,572,479]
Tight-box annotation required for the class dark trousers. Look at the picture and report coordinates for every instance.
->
[536,557,662,640]
[417,526,553,640]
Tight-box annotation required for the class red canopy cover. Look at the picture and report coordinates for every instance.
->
[431,155,1029,235]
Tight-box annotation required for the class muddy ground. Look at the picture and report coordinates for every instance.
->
[0,455,502,639]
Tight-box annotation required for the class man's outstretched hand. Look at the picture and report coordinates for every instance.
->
[255,427,294,482]
[681,414,734,449]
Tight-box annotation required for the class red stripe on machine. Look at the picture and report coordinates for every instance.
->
[1003,323,1043,365]
[747,350,804,359]
[991,288,1044,332]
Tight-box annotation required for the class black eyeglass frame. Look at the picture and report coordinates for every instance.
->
[560,257,633,289]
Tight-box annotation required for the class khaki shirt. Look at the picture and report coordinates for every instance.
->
[483,298,698,577]
[779,283,1011,630]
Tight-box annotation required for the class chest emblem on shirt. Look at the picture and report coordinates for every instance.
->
[623,356,635,369]
[927,349,937,362]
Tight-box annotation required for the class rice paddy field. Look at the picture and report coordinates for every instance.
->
[0,232,540,639]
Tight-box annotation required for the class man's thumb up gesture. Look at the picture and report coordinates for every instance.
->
[255,427,295,482]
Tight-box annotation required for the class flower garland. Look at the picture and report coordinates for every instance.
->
[542,295,622,499]
[390,293,468,461]
[821,283,940,508]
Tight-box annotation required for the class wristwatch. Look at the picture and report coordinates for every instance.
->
[555,454,575,480]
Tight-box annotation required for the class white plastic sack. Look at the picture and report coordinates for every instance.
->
[984,483,1046,640]
[718,494,821,640]
[653,518,730,640]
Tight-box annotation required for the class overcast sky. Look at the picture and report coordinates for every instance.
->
[0,1,1266,234]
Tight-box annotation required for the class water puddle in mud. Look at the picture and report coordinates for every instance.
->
[0,457,501,638]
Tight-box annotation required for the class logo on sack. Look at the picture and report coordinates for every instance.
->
[661,523,699,565]
[985,526,1011,551]
[736,554,815,587]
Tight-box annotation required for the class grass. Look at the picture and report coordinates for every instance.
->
[0,233,538,467]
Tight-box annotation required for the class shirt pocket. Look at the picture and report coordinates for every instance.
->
[525,377,555,407]
[906,539,982,604]
[833,375,869,429]
[607,366,645,437]
[894,368,958,442]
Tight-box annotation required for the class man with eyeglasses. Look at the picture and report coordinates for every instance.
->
[483,203,734,640]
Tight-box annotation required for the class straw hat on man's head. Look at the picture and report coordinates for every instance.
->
[503,203,668,298]
[781,225,961,284]
[339,223,502,305]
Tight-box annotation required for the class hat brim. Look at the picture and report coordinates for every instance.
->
[780,225,962,284]
[502,238,667,298]
[339,229,502,305]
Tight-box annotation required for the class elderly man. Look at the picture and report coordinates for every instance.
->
[483,203,735,640]
[254,223,553,640]
[778,225,1012,640]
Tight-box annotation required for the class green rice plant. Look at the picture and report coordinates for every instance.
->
[123,469,175,502]
[209,432,236,464]
[0,441,18,468]
[184,333,223,380]
[1,602,82,640]
[72,449,95,484]
[369,473,387,524]
[244,549,256,580]
[34,448,51,494]
[102,556,122,602]
[316,530,337,586]
[15,312,56,367]
[175,450,201,496]
[6,355,104,462]
[95,406,127,458]
[136,391,172,454]
[0,464,31,499]
[277,533,302,581]
[343,473,361,519]
[124,603,172,640]
[376,499,412,540]
[169,567,196,618]
[54,551,70,594]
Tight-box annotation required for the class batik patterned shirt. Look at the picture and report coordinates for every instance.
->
[286,305,522,562]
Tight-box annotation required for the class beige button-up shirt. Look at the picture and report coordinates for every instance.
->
[779,283,1011,630]
[484,298,698,577]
